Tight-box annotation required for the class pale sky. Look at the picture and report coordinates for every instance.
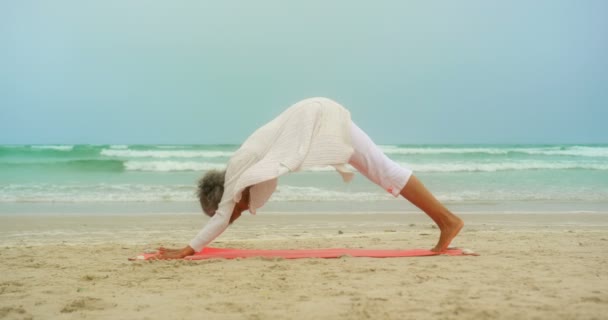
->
[1,1,607,145]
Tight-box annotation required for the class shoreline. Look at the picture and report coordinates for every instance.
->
[1,199,608,216]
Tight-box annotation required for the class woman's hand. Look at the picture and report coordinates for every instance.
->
[155,246,196,260]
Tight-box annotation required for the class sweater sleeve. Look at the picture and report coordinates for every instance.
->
[188,199,235,252]
[188,148,257,252]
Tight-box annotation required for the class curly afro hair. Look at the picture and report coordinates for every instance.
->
[197,170,226,216]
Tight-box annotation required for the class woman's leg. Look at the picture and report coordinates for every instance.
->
[400,175,463,252]
[348,121,463,252]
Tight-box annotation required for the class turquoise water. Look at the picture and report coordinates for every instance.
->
[1,144,607,214]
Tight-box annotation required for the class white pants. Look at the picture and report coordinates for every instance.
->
[348,121,413,197]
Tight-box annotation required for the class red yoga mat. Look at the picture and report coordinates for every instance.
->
[130,247,473,261]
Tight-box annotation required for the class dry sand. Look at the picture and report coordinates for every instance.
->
[1,212,607,320]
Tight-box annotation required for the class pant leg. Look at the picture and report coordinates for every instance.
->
[348,121,413,197]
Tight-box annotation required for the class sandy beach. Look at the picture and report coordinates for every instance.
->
[1,212,607,320]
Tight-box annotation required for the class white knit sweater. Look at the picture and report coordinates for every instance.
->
[189,97,355,251]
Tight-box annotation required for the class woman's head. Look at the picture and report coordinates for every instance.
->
[197,170,226,217]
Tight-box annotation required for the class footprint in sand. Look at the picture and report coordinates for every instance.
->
[60,297,109,313]
[0,306,32,320]
[0,281,25,295]
[204,302,245,313]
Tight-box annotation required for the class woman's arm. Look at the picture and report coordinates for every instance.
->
[157,188,249,260]
[154,202,234,260]
[156,188,251,259]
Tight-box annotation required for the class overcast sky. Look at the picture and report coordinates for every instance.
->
[1,0,606,145]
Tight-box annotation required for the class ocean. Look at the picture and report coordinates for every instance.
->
[1,144,607,214]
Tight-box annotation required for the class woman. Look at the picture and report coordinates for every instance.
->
[157,97,464,259]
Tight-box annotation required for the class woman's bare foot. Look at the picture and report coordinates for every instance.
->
[431,217,464,252]
[399,176,465,253]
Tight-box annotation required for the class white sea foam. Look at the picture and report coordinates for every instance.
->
[380,145,608,157]
[277,185,605,203]
[122,162,352,172]
[0,183,196,202]
[124,161,225,172]
[109,145,129,149]
[0,184,392,203]
[381,146,509,155]
[1,183,606,203]
[119,159,608,173]
[31,145,74,151]
[272,185,392,202]
[271,187,519,202]
[406,161,608,172]
[100,149,234,158]
[521,146,608,158]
